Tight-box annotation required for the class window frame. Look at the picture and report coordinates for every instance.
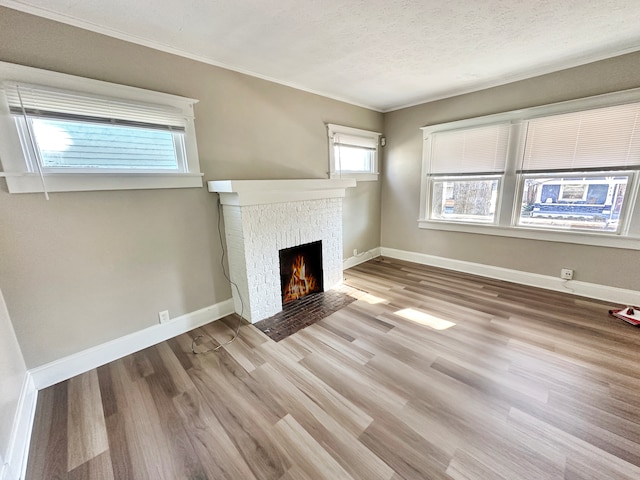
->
[419,88,640,250]
[0,61,203,193]
[327,123,381,181]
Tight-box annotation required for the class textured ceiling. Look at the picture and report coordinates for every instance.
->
[3,0,640,111]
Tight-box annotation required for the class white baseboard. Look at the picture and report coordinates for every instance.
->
[380,247,640,306]
[343,247,381,270]
[29,299,235,390]
[1,372,37,480]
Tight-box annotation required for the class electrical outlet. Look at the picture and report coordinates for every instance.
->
[560,268,573,280]
[353,248,358,256]
[158,310,170,324]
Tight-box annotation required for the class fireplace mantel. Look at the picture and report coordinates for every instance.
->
[207,178,356,206]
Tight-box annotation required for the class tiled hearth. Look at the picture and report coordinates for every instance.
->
[208,179,356,323]
[253,286,357,341]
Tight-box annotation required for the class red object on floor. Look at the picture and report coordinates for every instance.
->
[609,307,640,326]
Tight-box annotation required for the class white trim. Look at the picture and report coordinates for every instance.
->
[2,372,37,480]
[380,247,640,306]
[208,179,356,206]
[417,220,640,250]
[343,247,381,269]
[5,172,204,193]
[329,172,379,182]
[327,124,382,139]
[29,299,234,390]
[215,188,350,206]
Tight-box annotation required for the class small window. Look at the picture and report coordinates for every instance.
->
[0,62,202,194]
[327,124,381,181]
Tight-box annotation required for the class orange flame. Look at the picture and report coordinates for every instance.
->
[283,255,318,303]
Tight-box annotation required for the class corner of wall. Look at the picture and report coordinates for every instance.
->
[343,247,381,270]
[2,372,37,480]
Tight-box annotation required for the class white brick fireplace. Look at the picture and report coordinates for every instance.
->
[208,179,356,323]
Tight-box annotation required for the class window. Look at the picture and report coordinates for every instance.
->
[518,174,631,233]
[427,123,510,223]
[0,61,202,194]
[419,89,640,248]
[327,124,381,181]
[515,104,640,234]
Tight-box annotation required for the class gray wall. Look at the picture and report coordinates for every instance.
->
[0,7,382,367]
[0,286,27,465]
[343,181,381,257]
[382,52,640,291]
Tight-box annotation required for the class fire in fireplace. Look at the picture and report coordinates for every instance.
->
[279,241,323,304]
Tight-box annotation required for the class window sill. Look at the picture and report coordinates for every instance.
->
[4,172,204,193]
[418,219,640,250]
[329,172,378,182]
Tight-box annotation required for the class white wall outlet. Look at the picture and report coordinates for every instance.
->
[353,248,358,256]
[560,268,574,280]
[158,310,170,324]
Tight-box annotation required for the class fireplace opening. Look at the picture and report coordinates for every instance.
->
[279,241,323,305]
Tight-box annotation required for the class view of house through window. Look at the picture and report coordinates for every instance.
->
[28,117,183,171]
[518,175,629,232]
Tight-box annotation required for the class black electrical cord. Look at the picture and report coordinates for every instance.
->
[191,197,244,354]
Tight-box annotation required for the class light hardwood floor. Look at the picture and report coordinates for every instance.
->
[26,257,640,479]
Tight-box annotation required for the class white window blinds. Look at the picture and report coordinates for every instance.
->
[429,123,510,175]
[333,132,378,150]
[3,82,190,129]
[521,102,640,172]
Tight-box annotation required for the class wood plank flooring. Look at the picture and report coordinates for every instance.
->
[26,257,640,479]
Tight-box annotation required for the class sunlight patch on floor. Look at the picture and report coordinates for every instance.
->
[394,308,456,330]
[360,293,387,304]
